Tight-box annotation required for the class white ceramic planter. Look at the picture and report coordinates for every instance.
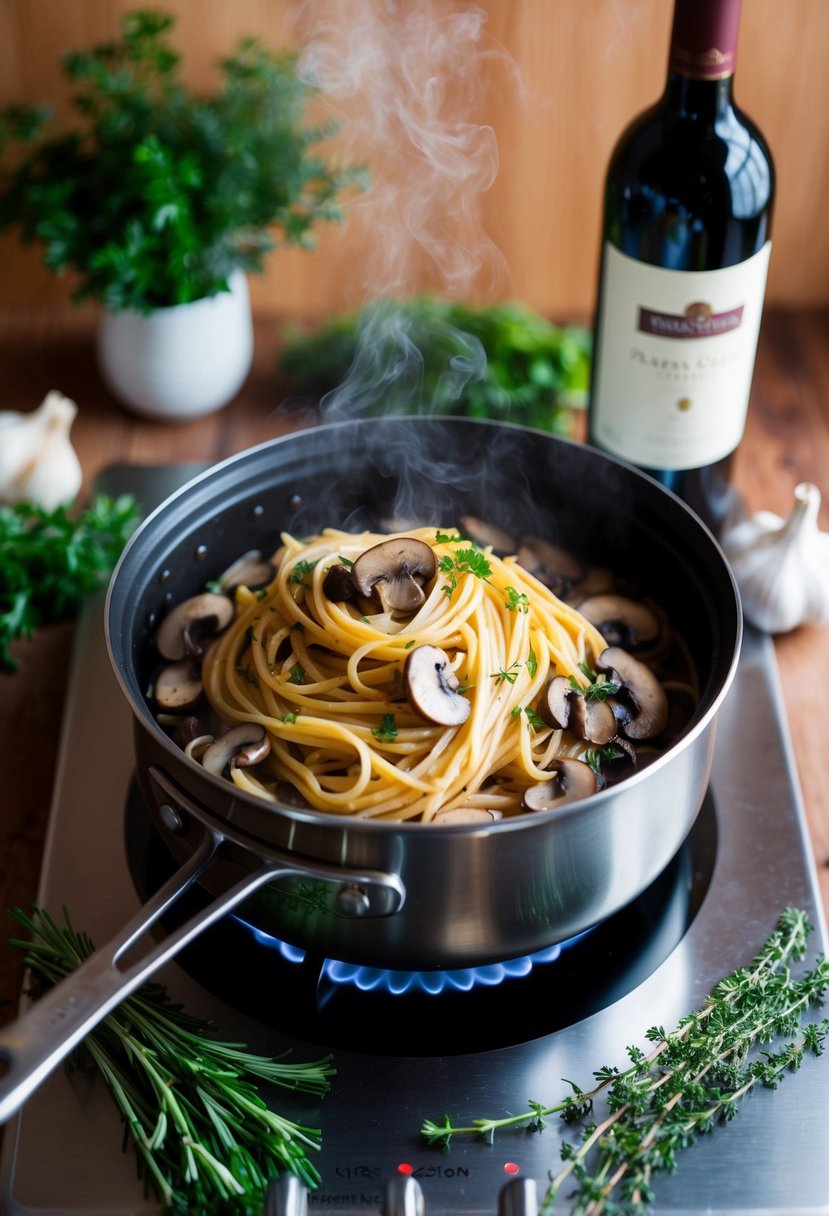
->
[96,269,254,420]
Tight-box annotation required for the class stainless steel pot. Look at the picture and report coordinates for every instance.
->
[0,417,741,1122]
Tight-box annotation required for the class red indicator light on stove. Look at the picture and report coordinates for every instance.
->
[397,1163,414,1175]
[503,1162,520,1175]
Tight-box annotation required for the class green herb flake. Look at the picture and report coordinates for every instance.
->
[526,645,538,679]
[584,743,626,775]
[288,559,319,587]
[288,662,306,685]
[490,660,521,686]
[281,711,298,724]
[235,663,259,686]
[505,586,529,613]
[371,713,398,742]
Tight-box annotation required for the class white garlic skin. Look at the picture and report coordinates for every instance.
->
[722,482,829,635]
[0,391,83,511]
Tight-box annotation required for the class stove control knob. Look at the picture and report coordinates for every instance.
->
[383,1175,425,1216]
[498,1178,538,1216]
[337,883,371,917]
[264,1174,308,1216]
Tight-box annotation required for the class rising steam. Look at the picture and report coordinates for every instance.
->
[291,0,515,421]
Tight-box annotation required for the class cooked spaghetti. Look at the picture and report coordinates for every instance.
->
[198,526,616,822]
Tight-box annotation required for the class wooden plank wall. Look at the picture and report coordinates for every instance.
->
[0,0,826,321]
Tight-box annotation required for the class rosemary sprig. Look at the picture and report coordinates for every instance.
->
[9,907,336,1214]
[421,907,829,1215]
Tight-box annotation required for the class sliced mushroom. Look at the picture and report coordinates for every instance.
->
[404,644,471,726]
[352,537,437,614]
[516,536,584,598]
[432,807,502,824]
[322,563,357,601]
[459,516,517,556]
[156,592,235,661]
[539,675,617,745]
[173,714,210,748]
[569,565,616,602]
[596,646,669,740]
[576,595,660,650]
[522,758,598,812]
[201,723,271,778]
[154,660,204,712]
[219,549,275,593]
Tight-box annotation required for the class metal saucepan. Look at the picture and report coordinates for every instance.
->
[0,416,741,1121]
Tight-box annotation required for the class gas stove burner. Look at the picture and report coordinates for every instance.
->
[126,775,717,1054]
[233,913,583,996]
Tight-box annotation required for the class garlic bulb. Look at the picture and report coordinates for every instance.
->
[0,391,83,510]
[721,482,829,634]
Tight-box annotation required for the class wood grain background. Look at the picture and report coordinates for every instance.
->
[1,0,827,321]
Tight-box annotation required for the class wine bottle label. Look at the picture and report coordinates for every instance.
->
[591,241,771,471]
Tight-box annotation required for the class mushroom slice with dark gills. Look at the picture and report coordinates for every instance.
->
[155,592,235,661]
[352,537,437,614]
[596,646,669,740]
[539,674,617,745]
[154,659,204,712]
[522,758,598,812]
[404,644,471,727]
[576,594,660,651]
[201,723,271,779]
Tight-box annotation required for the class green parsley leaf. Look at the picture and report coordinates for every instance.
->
[0,494,140,672]
[371,713,398,742]
[505,586,529,613]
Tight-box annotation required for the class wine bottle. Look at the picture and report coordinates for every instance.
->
[588,0,774,534]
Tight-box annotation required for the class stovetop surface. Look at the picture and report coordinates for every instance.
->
[2,462,828,1216]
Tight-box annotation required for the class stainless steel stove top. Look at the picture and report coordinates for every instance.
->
[1,462,828,1216]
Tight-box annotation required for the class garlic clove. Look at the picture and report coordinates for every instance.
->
[0,391,83,511]
[722,482,829,635]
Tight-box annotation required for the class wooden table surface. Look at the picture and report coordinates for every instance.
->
[1,303,829,1037]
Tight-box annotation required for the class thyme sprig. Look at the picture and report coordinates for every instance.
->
[9,907,335,1214]
[421,907,829,1215]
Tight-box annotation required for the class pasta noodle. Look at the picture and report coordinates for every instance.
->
[201,526,613,822]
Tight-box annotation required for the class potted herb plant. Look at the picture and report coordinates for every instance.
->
[0,10,362,420]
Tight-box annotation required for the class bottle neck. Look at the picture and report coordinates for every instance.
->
[664,71,734,121]
[668,0,742,81]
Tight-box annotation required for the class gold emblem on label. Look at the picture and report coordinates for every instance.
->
[677,397,692,412]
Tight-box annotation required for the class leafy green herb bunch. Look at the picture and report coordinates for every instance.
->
[278,296,591,435]
[0,9,364,313]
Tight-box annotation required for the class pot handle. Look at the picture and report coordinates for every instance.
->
[0,825,404,1125]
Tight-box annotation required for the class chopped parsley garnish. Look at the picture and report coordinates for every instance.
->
[288,662,306,684]
[585,743,627,775]
[235,663,258,686]
[491,660,521,686]
[438,546,492,596]
[505,586,529,613]
[371,713,399,742]
[288,559,318,586]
